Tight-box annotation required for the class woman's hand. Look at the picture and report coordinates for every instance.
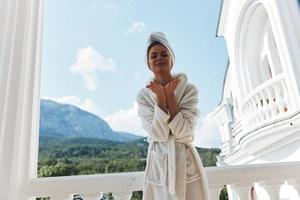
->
[165,78,180,97]
[146,81,167,112]
[146,81,165,98]
[165,79,181,122]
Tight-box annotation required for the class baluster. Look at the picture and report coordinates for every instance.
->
[234,187,250,200]
[254,95,263,123]
[261,90,272,120]
[258,93,267,122]
[208,185,223,200]
[274,82,287,113]
[51,194,73,200]
[287,180,300,198]
[81,193,101,200]
[112,191,132,200]
[260,181,282,200]
[280,80,291,110]
[266,86,278,117]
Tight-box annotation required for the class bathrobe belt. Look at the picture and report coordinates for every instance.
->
[168,135,176,195]
[148,135,194,196]
[168,135,195,195]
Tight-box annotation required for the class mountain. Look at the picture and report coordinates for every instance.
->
[39,99,142,142]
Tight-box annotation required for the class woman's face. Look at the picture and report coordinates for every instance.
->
[148,44,172,74]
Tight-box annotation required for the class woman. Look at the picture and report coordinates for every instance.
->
[136,32,209,200]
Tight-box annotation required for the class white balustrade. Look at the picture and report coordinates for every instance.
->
[24,161,300,200]
[240,74,290,131]
[206,161,300,200]
[28,146,300,200]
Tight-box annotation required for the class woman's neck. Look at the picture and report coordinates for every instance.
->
[154,73,174,86]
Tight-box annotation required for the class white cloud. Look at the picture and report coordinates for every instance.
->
[104,101,222,147]
[104,102,146,136]
[70,46,117,91]
[125,21,146,35]
[193,113,222,148]
[42,95,97,114]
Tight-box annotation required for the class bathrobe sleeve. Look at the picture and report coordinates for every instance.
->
[136,89,171,142]
[168,84,200,138]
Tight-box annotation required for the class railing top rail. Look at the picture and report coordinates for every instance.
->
[206,161,300,184]
[28,171,144,196]
[28,161,300,197]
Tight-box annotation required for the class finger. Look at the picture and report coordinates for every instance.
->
[171,82,178,91]
[165,83,170,88]
[170,81,176,88]
[170,85,175,92]
[150,81,157,86]
[155,82,163,88]
[146,84,154,90]
[158,84,164,90]
[155,82,163,89]
[150,81,155,86]
[147,83,153,88]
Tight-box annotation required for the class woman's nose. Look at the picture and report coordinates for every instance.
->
[156,54,162,60]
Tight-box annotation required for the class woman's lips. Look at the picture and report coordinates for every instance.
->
[156,62,165,66]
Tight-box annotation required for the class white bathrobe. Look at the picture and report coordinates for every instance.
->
[136,72,209,200]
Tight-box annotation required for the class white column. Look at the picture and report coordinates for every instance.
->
[0,0,44,199]
[112,191,133,200]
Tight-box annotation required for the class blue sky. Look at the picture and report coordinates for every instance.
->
[41,0,228,147]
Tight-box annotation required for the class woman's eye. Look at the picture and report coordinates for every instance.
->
[150,54,169,59]
[150,55,158,59]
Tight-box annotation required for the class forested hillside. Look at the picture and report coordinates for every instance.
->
[37,136,223,200]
